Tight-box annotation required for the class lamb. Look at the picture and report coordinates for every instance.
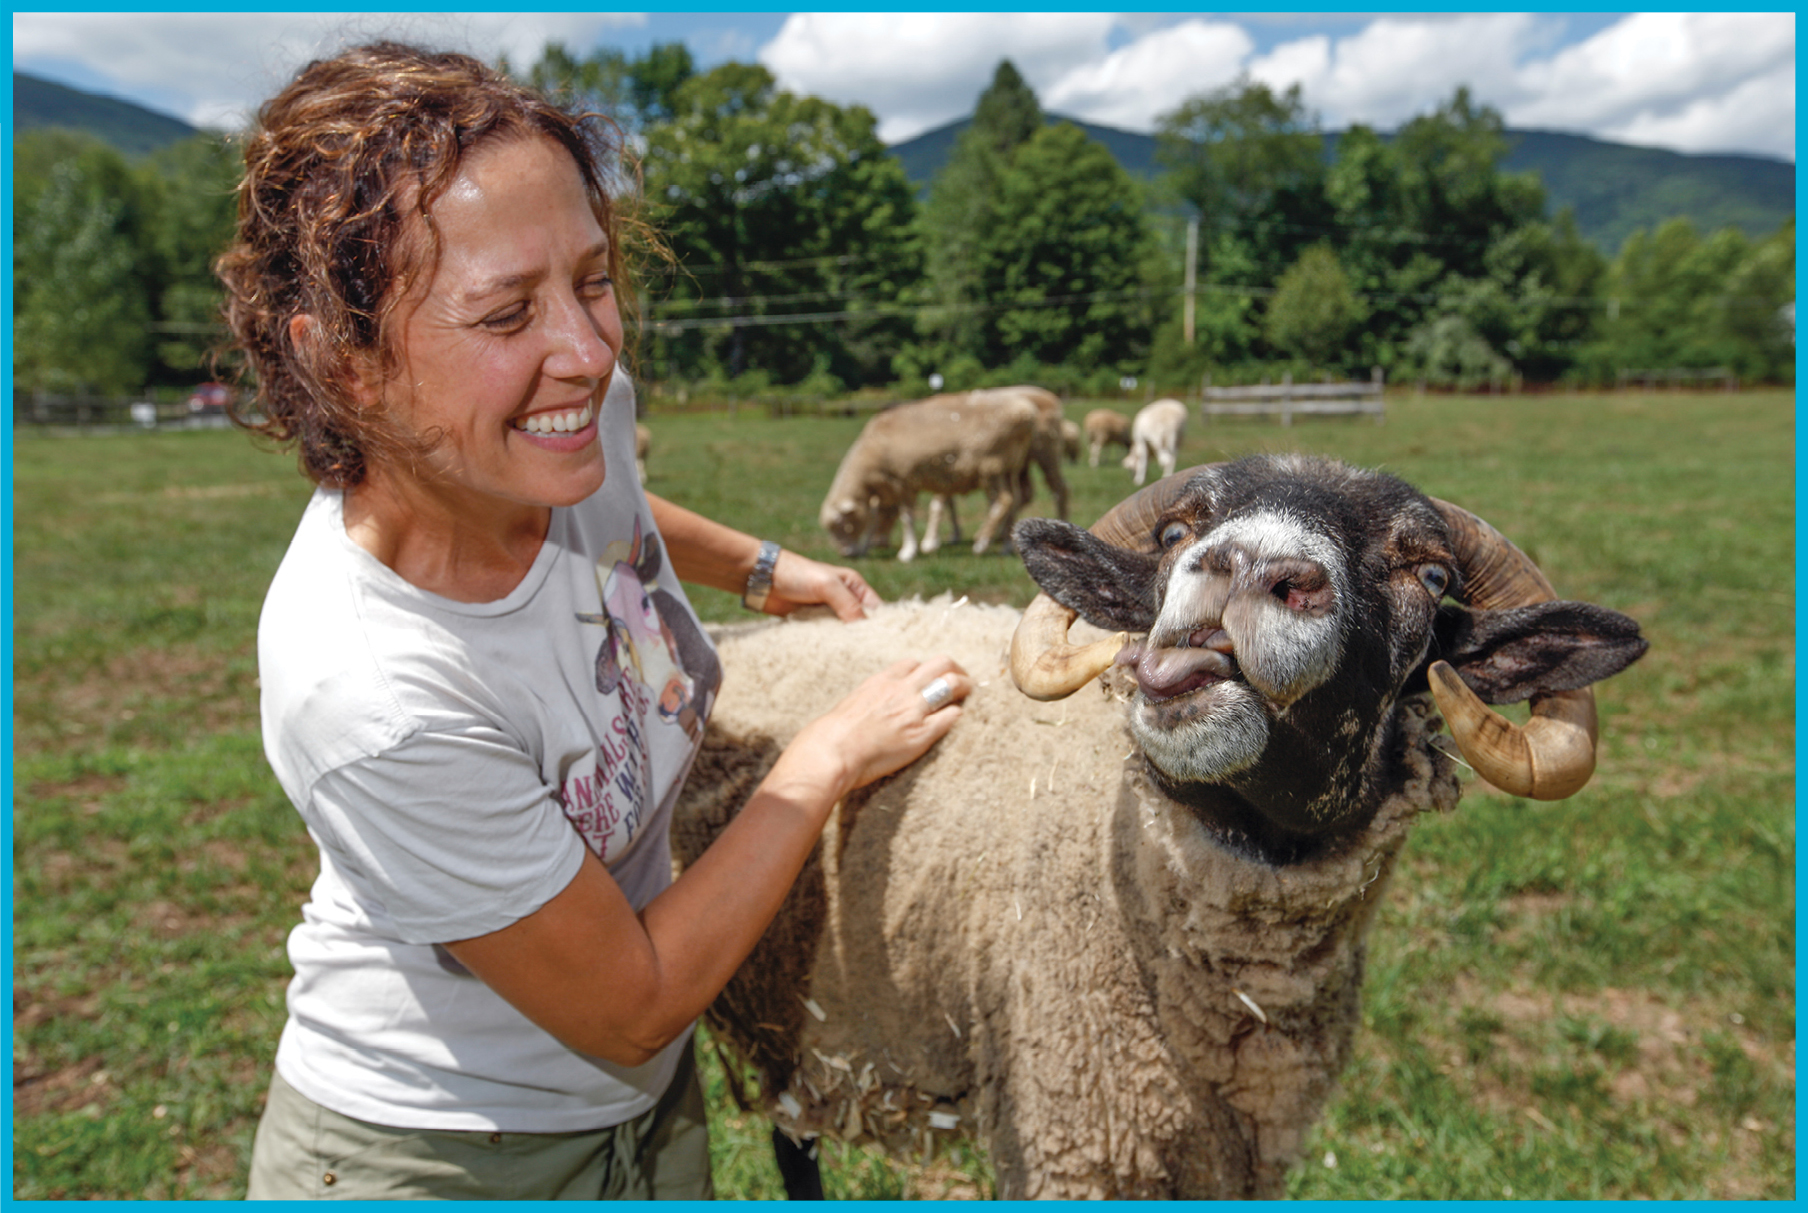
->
[674,454,1647,1199]
[1083,407,1132,468]
[1126,397,1188,484]
[819,391,1037,563]
[1060,418,1082,462]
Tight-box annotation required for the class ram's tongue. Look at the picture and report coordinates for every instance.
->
[1117,633,1238,700]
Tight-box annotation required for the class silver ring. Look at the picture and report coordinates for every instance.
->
[920,676,953,711]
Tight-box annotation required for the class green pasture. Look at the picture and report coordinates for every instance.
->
[12,389,1794,1198]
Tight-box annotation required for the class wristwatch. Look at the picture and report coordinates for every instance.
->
[742,539,782,612]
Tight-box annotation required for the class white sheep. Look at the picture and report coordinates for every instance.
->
[1125,397,1188,484]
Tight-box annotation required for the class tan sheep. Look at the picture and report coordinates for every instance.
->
[1083,407,1132,468]
[819,392,1037,563]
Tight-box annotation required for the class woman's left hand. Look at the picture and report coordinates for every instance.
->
[762,551,881,621]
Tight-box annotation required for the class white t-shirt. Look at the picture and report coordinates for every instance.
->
[258,373,722,1132]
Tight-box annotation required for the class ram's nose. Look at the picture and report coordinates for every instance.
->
[1200,539,1336,617]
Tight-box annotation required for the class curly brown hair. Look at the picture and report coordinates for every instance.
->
[216,40,641,487]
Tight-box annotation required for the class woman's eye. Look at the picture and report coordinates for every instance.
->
[1158,521,1189,550]
[580,274,614,298]
[1416,564,1451,598]
[481,304,528,331]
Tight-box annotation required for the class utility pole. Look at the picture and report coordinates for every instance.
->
[1183,216,1198,347]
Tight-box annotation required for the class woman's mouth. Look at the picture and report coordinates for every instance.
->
[512,402,595,435]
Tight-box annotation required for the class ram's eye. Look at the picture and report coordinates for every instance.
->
[1158,521,1189,550]
[1416,564,1451,598]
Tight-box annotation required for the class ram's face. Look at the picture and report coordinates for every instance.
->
[1017,458,1460,842]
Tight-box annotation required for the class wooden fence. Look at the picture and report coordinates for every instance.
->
[1200,368,1386,426]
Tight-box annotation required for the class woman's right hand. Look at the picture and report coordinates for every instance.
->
[784,656,972,798]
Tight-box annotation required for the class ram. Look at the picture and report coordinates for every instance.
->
[678,455,1645,1199]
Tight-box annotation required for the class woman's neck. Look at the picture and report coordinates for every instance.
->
[344,469,551,603]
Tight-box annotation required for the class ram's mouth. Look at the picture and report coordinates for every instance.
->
[1118,626,1240,702]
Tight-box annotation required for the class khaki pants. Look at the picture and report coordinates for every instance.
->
[245,1042,713,1200]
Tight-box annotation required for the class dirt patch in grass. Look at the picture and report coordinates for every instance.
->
[16,643,258,752]
[12,1053,117,1119]
[1447,977,1793,1196]
[26,771,130,816]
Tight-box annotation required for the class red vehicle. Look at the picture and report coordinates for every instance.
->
[186,382,233,414]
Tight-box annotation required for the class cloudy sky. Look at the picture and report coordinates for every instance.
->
[11,11,1796,161]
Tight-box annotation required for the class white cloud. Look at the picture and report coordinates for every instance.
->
[761,12,1116,141]
[1507,12,1795,158]
[1250,13,1546,131]
[12,11,644,129]
[12,11,1795,160]
[1040,18,1253,130]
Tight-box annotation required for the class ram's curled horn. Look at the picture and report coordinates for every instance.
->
[1010,467,1212,701]
[1427,499,1599,800]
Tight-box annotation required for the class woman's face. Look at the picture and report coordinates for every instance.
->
[370,134,623,512]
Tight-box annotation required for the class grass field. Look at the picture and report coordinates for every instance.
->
[11,388,1794,1199]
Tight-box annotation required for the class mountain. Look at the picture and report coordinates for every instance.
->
[888,113,1795,254]
[13,71,199,157]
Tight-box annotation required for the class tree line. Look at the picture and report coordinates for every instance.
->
[11,47,1795,400]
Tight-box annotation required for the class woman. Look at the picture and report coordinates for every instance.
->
[219,42,970,1199]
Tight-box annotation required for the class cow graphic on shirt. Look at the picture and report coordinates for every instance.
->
[576,515,721,743]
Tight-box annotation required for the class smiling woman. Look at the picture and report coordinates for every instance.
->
[213,40,971,1200]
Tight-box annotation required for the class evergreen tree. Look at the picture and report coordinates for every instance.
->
[976,122,1151,372]
[917,60,1044,359]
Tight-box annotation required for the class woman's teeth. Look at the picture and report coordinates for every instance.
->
[515,404,594,435]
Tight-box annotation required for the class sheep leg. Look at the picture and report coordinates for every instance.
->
[771,1127,824,1200]
[971,478,1017,555]
[1130,440,1150,485]
[896,498,920,563]
[1158,444,1178,480]
[922,496,945,555]
[1089,440,1103,468]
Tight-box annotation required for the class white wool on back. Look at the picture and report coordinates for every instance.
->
[673,596,1460,1199]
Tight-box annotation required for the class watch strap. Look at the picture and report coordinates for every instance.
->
[742,539,782,612]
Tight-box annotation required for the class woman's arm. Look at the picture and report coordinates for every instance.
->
[646,491,880,621]
[443,656,970,1066]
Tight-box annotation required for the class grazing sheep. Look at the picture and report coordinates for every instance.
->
[819,392,1036,562]
[634,422,651,483]
[675,455,1647,1199]
[1126,397,1188,484]
[914,386,1074,559]
[1083,407,1132,468]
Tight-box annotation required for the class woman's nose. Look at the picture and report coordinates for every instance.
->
[548,295,619,381]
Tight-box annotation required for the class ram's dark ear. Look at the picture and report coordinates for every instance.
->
[1013,517,1161,633]
[1431,601,1649,704]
